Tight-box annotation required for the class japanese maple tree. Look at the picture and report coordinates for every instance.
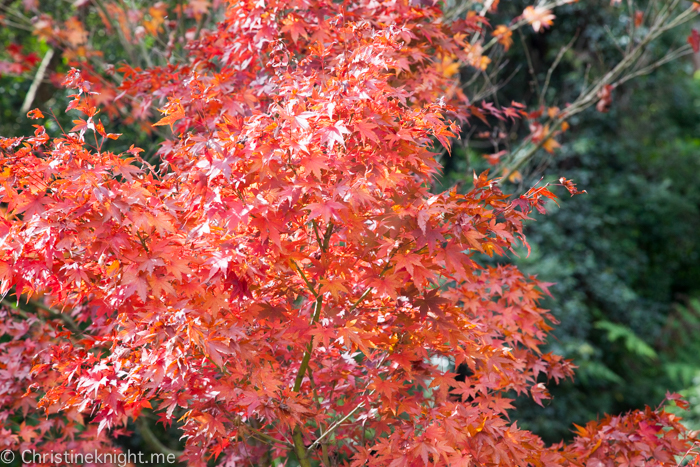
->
[0,0,697,466]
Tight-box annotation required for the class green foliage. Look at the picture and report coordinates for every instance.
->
[508,68,700,442]
[593,321,657,361]
[439,0,700,444]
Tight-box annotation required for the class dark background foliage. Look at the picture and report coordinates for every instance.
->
[438,0,700,443]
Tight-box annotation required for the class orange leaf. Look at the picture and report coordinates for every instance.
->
[27,109,44,119]
[153,98,186,131]
[523,6,555,33]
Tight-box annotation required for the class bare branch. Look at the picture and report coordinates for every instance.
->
[540,32,579,108]
[307,401,366,452]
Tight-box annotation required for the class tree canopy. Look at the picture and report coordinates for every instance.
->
[0,0,698,466]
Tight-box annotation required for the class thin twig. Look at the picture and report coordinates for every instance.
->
[540,32,578,108]
[240,424,294,448]
[307,402,365,452]
[518,29,541,102]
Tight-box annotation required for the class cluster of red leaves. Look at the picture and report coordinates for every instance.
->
[0,308,127,456]
[0,0,696,466]
[0,43,40,77]
[561,395,691,467]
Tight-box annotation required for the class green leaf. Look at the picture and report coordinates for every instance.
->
[594,320,657,360]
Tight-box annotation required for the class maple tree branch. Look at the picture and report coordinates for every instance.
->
[518,29,541,103]
[240,424,293,448]
[2,298,82,335]
[2,299,33,321]
[194,11,209,41]
[501,3,698,175]
[291,270,326,466]
[344,255,397,316]
[0,4,33,33]
[306,354,387,454]
[177,0,187,46]
[20,48,54,115]
[292,259,319,298]
[322,221,334,251]
[292,429,312,467]
[223,413,293,448]
[320,442,331,467]
[116,0,153,68]
[293,296,323,392]
[207,355,231,376]
[347,288,373,315]
[30,299,82,335]
[312,220,324,250]
[0,17,31,31]
[306,362,320,397]
[307,402,365,453]
[469,0,578,53]
[291,292,325,465]
[137,231,150,253]
[675,441,700,467]
[292,227,334,349]
[136,417,183,458]
[540,33,578,109]
[615,45,693,87]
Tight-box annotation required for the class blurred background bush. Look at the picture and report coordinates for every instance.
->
[437,0,700,443]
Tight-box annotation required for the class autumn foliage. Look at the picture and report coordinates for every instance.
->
[0,0,697,466]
